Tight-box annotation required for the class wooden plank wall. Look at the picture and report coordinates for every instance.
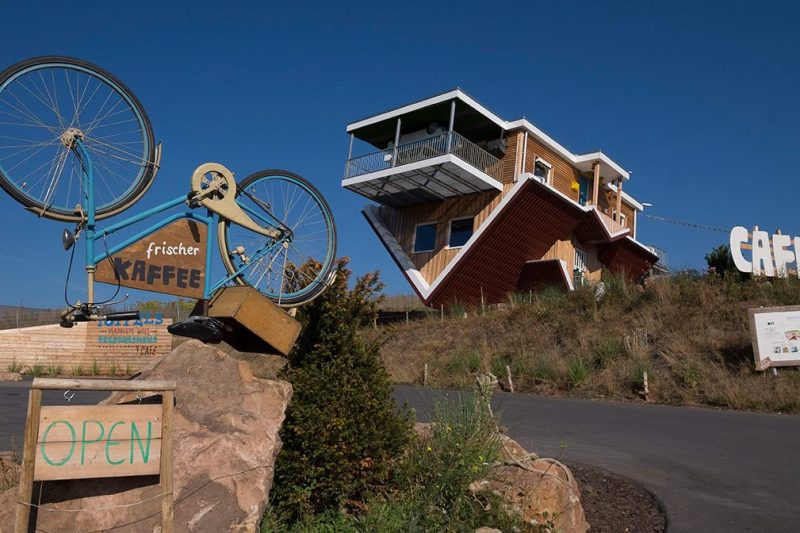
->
[0,320,173,374]
[522,134,582,202]
[542,238,602,283]
[378,191,502,283]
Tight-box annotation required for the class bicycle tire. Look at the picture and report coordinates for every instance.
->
[0,56,156,221]
[217,169,337,307]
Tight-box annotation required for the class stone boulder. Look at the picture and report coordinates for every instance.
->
[471,445,589,533]
[0,339,292,532]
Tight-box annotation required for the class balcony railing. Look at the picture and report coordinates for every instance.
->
[646,245,669,269]
[344,131,503,183]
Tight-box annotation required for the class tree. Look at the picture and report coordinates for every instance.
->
[272,258,412,520]
[705,244,748,280]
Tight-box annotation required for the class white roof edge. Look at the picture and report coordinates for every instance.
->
[363,205,432,298]
[606,182,645,211]
[347,89,508,133]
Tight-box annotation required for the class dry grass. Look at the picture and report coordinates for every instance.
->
[378,273,800,414]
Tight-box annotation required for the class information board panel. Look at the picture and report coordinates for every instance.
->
[748,305,800,370]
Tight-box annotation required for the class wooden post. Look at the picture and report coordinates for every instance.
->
[423,363,429,386]
[440,304,444,322]
[14,388,42,533]
[591,161,600,206]
[161,390,175,533]
[405,309,409,324]
[615,178,623,222]
[505,365,515,393]
[480,286,485,316]
[642,371,650,402]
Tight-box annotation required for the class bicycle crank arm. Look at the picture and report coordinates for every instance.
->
[190,162,281,239]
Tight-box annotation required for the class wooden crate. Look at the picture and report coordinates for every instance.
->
[206,286,301,356]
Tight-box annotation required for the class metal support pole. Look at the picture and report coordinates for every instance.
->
[345,133,354,178]
[446,99,456,152]
[392,118,401,167]
[75,139,96,304]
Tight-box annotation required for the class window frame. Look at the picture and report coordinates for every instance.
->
[533,157,553,185]
[574,247,588,273]
[412,221,438,254]
[446,216,475,249]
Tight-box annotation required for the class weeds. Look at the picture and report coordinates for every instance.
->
[108,362,119,377]
[46,363,62,376]
[567,357,588,387]
[594,337,624,368]
[71,364,84,377]
[6,360,21,373]
[90,359,101,376]
[27,363,45,377]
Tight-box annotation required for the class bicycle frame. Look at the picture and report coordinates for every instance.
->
[72,139,286,306]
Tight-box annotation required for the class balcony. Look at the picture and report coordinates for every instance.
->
[342,131,503,207]
[598,210,628,236]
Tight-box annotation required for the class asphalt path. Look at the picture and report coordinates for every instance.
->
[1,380,798,532]
[394,385,800,533]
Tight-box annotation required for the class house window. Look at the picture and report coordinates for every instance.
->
[574,248,588,273]
[619,213,627,227]
[533,158,552,184]
[413,223,437,253]
[448,217,474,248]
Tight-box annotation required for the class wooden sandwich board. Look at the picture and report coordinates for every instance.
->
[15,378,176,533]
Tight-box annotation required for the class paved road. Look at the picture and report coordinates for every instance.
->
[2,381,798,532]
[394,386,800,533]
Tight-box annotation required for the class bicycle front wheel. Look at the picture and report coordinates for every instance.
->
[0,56,156,221]
[218,169,337,307]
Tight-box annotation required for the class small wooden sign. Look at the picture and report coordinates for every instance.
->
[35,404,163,481]
[96,218,207,299]
[15,378,176,533]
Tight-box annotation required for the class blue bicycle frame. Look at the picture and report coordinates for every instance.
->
[73,139,286,305]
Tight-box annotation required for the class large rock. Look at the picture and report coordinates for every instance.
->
[471,451,589,533]
[0,339,292,532]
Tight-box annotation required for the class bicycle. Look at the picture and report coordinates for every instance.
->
[0,56,337,327]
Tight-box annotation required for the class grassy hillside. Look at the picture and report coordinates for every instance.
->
[378,274,800,413]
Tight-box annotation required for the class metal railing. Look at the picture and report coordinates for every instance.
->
[344,131,503,183]
[646,245,669,269]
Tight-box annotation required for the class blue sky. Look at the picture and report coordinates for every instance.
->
[1,0,799,308]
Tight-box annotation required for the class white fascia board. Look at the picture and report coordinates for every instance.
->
[625,235,660,258]
[560,259,575,291]
[507,120,630,181]
[347,89,508,133]
[574,152,630,180]
[605,182,645,211]
[341,154,503,192]
[363,205,432,298]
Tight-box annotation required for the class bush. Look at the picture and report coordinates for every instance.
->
[567,356,588,387]
[594,337,624,368]
[272,259,412,521]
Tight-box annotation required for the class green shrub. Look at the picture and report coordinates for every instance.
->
[466,351,481,373]
[108,362,119,377]
[594,337,624,368]
[272,259,412,521]
[533,357,557,383]
[90,360,101,376]
[46,363,62,376]
[678,360,702,388]
[631,359,652,388]
[567,356,588,387]
[71,364,84,376]
[125,364,133,376]
[7,360,21,373]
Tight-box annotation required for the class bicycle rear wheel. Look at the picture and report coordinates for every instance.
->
[218,169,337,307]
[0,56,156,221]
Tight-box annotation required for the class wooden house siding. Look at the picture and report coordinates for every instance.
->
[542,237,602,282]
[376,190,503,283]
[521,134,581,202]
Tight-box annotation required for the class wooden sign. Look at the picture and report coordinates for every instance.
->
[96,218,207,299]
[35,404,163,481]
[15,378,175,533]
